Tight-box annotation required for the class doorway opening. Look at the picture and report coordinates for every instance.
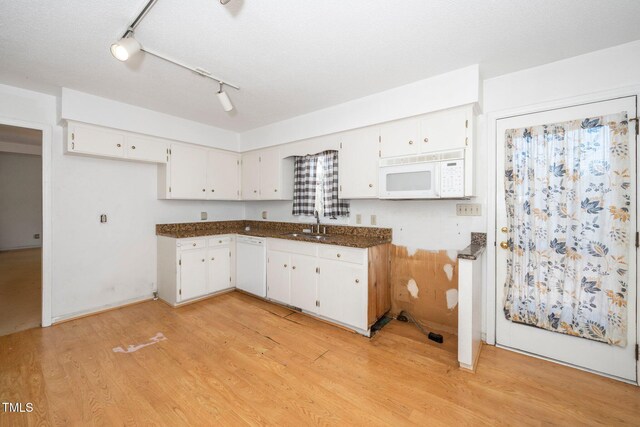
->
[0,124,43,336]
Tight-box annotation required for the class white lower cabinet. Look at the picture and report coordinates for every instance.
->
[266,238,374,333]
[157,235,235,306]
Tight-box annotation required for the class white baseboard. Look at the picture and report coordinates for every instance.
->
[51,294,154,324]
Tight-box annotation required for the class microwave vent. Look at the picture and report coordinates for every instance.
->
[379,149,464,167]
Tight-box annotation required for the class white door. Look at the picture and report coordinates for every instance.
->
[379,117,420,158]
[259,148,281,199]
[179,248,208,301]
[290,253,318,313]
[208,246,231,293]
[207,150,240,200]
[170,144,207,199]
[318,259,367,330]
[241,151,261,200]
[266,250,290,304]
[419,107,468,153]
[496,96,637,381]
[338,127,379,199]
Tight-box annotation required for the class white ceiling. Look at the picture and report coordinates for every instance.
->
[1,1,639,132]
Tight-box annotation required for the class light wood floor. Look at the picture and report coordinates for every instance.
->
[1,291,639,426]
[0,248,41,337]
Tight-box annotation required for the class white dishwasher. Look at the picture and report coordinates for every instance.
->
[236,235,267,297]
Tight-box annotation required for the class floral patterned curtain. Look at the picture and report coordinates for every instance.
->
[503,112,631,346]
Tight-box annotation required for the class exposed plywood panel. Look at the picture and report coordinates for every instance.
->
[390,245,458,335]
[367,243,390,326]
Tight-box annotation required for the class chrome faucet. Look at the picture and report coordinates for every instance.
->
[314,210,321,234]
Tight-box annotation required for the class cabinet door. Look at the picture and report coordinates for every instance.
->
[259,148,282,199]
[125,135,167,163]
[379,118,420,158]
[170,144,208,199]
[241,151,261,200]
[290,253,318,313]
[419,107,468,153]
[69,123,125,158]
[208,246,231,293]
[266,250,290,304]
[207,150,240,200]
[318,259,367,330]
[338,127,379,199]
[179,248,209,301]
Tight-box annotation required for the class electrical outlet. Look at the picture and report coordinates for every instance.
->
[200,212,208,220]
[456,204,481,216]
[370,214,377,226]
[355,214,362,225]
[33,233,40,239]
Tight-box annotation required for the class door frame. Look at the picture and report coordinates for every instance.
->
[486,85,640,383]
[0,116,53,328]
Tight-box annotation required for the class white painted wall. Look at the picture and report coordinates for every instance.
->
[240,65,480,151]
[60,88,240,151]
[482,39,640,343]
[0,83,244,322]
[0,152,42,250]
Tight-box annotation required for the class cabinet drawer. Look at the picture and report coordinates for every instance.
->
[208,236,233,247]
[268,238,317,256]
[176,239,206,250]
[318,245,366,264]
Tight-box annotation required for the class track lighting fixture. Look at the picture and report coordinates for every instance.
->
[109,0,239,112]
[217,82,234,112]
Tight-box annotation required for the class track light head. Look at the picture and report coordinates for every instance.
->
[217,83,234,112]
[110,36,141,61]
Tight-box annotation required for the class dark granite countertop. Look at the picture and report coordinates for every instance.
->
[457,232,487,260]
[156,220,392,249]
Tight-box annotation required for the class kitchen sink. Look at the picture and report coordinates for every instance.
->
[280,232,328,241]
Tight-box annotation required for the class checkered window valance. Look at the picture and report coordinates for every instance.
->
[292,150,349,218]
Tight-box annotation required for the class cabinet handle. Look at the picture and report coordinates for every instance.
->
[284,264,287,268]
[424,137,429,143]
[254,190,257,193]
[336,253,341,258]
[192,243,196,247]
[211,189,215,192]
[131,145,136,149]
[117,143,121,147]
[201,259,205,262]
[369,184,373,188]
[292,266,296,270]
[274,189,278,192]
[408,140,413,145]
[355,279,360,284]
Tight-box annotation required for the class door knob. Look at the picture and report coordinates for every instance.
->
[500,241,508,249]
[501,227,508,233]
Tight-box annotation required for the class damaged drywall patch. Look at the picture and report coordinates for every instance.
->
[407,279,419,298]
[443,264,454,281]
[112,332,167,354]
[445,289,458,310]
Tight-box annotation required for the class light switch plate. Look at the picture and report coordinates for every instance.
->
[355,214,362,225]
[370,214,377,225]
[456,204,481,216]
[201,212,208,220]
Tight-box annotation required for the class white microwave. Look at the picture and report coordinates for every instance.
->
[378,150,465,199]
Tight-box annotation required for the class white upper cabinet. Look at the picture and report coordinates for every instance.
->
[240,148,294,201]
[338,127,379,199]
[379,105,474,158]
[241,151,261,200]
[126,134,169,163]
[379,118,420,158]
[419,106,469,152]
[170,143,208,199]
[66,121,167,163]
[67,122,126,158]
[207,150,240,200]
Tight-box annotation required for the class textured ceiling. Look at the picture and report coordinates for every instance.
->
[0,124,42,145]
[1,0,640,132]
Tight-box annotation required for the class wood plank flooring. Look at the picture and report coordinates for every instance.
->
[1,291,639,426]
[0,248,41,337]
